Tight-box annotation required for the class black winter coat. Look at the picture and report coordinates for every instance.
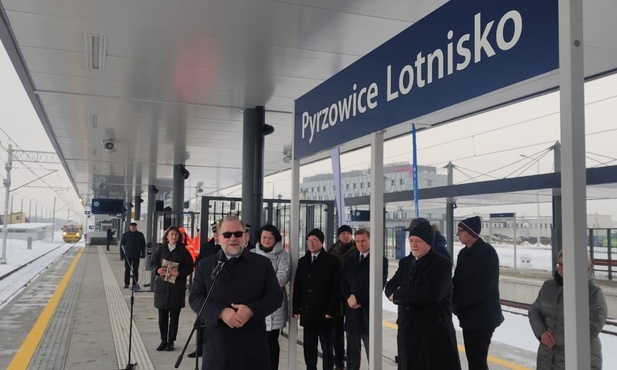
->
[340,251,388,334]
[189,249,282,370]
[391,249,461,370]
[150,243,194,310]
[384,254,415,370]
[452,238,504,331]
[433,231,451,261]
[120,230,146,259]
[292,249,341,327]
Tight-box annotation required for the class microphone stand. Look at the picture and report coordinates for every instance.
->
[175,261,225,369]
[121,246,138,370]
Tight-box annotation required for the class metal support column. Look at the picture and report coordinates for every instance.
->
[445,162,455,257]
[172,164,186,226]
[552,141,562,269]
[242,108,257,229]
[369,131,384,370]
[242,106,272,237]
[559,0,591,367]
[1,144,12,264]
[134,195,142,220]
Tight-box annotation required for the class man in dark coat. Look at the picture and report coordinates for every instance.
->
[189,215,282,370]
[339,228,388,370]
[293,228,341,370]
[197,220,221,263]
[453,216,504,370]
[431,223,451,261]
[188,220,221,359]
[387,218,461,370]
[120,222,146,289]
[328,224,356,370]
[106,227,114,251]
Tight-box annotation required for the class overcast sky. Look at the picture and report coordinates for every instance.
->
[0,39,82,222]
[2,36,617,223]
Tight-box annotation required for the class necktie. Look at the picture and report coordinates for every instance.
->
[227,257,237,268]
[360,254,365,262]
[312,255,317,264]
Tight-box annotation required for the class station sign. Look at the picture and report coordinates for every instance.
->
[294,0,558,159]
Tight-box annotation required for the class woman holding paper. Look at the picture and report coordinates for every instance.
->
[151,226,195,351]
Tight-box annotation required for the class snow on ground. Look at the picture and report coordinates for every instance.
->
[0,232,79,309]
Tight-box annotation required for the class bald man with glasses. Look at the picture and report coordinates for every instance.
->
[189,215,282,370]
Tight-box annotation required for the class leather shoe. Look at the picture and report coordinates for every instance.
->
[165,341,174,351]
[124,285,129,289]
[156,341,167,351]
[187,348,202,358]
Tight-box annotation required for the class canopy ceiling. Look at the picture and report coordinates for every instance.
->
[1,0,616,209]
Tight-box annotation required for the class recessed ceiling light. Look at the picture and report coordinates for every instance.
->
[84,33,107,70]
[89,113,100,128]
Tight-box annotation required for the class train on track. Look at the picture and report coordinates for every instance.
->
[61,223,83,243]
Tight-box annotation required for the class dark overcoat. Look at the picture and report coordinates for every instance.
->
[340,251,388,334]
[384,254,415,370]
[150,243,194,310]
[189,248,282,370]
[391,249,461,370]
[120,230,146,259]
[292,248,341,328]
[452,238,504,331]
[433,231,451,261]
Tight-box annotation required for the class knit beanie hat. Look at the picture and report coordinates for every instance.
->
[337,225,353,237]
[307,228,325,244]
[458,216,481,238]
[408,219,434,247]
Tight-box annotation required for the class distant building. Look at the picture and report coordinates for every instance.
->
[300,163,448,256]
[0,212,27,225]
[458,213,614,245]
[299,162,447,201]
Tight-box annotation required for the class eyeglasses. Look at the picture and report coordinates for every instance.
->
[306,238,320,244]
[221,231,244,239]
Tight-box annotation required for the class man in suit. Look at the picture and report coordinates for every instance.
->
[339,228,388,370]
[293,228,341,370]
[120,222,146,289]
[453,216,504,370]
[189,215,282,370]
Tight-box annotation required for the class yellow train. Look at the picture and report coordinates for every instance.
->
[62,223,83,243]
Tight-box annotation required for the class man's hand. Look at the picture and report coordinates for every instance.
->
[220,307,242,328]
[540,329,557,349]
[231,303,254,326]
[157,267,167,275]
[347,294,360,309]
[293,314,301,320]
[388,294,394,302]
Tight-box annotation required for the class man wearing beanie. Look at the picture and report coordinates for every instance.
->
[385,218,461,370]
[327,224,356,369]
[293,228,341,370]
[453,216,504,370]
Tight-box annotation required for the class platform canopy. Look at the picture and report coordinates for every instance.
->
[1,0,616,207]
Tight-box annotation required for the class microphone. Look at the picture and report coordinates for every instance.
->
[210,253,226,280]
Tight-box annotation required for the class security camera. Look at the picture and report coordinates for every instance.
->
[103,139,116,153]
[99,183,105,189]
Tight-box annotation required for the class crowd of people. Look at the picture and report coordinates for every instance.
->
[114,213,607,370]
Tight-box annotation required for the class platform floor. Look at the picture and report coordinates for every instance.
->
[0,245,538,369]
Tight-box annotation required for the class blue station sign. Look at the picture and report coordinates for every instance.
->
[294,0,558,159]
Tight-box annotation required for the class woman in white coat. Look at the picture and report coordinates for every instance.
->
[252,224,291,370]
